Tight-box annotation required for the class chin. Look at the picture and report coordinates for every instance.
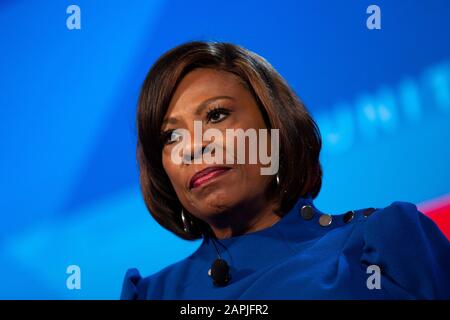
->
[200,194,237,214]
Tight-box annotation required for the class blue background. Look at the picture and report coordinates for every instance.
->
[0,0,449,299]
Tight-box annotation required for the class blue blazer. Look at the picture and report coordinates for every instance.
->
[120,197,450,299]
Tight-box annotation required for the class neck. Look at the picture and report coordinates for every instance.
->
[206,199,281,240]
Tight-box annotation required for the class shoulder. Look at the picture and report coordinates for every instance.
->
[363,201,431,228]
[120,252,198,300]
[120,268,145,300]
[360,201,449,250]
[357,201,450,299]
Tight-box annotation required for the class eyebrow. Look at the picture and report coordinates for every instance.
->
[162,95,235,126]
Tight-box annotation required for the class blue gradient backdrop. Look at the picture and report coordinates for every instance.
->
[0,0,449,299]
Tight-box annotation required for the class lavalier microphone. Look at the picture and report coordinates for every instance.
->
[209,236,231,286]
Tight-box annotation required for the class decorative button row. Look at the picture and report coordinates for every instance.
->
[300,205,375,227]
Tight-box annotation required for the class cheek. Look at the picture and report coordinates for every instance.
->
[240,163,270,187]
[162,151,180,186]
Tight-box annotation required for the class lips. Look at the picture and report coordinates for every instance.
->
[189,166,232,189]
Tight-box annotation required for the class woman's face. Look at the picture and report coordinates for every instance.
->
[161,68,274,224]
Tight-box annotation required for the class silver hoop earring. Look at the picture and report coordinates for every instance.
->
[181,209,193,233]
[276,173,280,187]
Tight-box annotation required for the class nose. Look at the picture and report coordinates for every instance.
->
[182,140,215,164]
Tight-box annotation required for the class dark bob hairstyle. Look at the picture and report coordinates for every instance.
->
[137,41,322,240]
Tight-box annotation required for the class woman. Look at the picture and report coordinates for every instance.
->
[121,41,450,299]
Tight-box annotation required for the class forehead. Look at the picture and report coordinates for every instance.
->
[167,68,247,112]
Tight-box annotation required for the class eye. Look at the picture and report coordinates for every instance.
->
[206,106,230,124]
[160,129,183,146]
